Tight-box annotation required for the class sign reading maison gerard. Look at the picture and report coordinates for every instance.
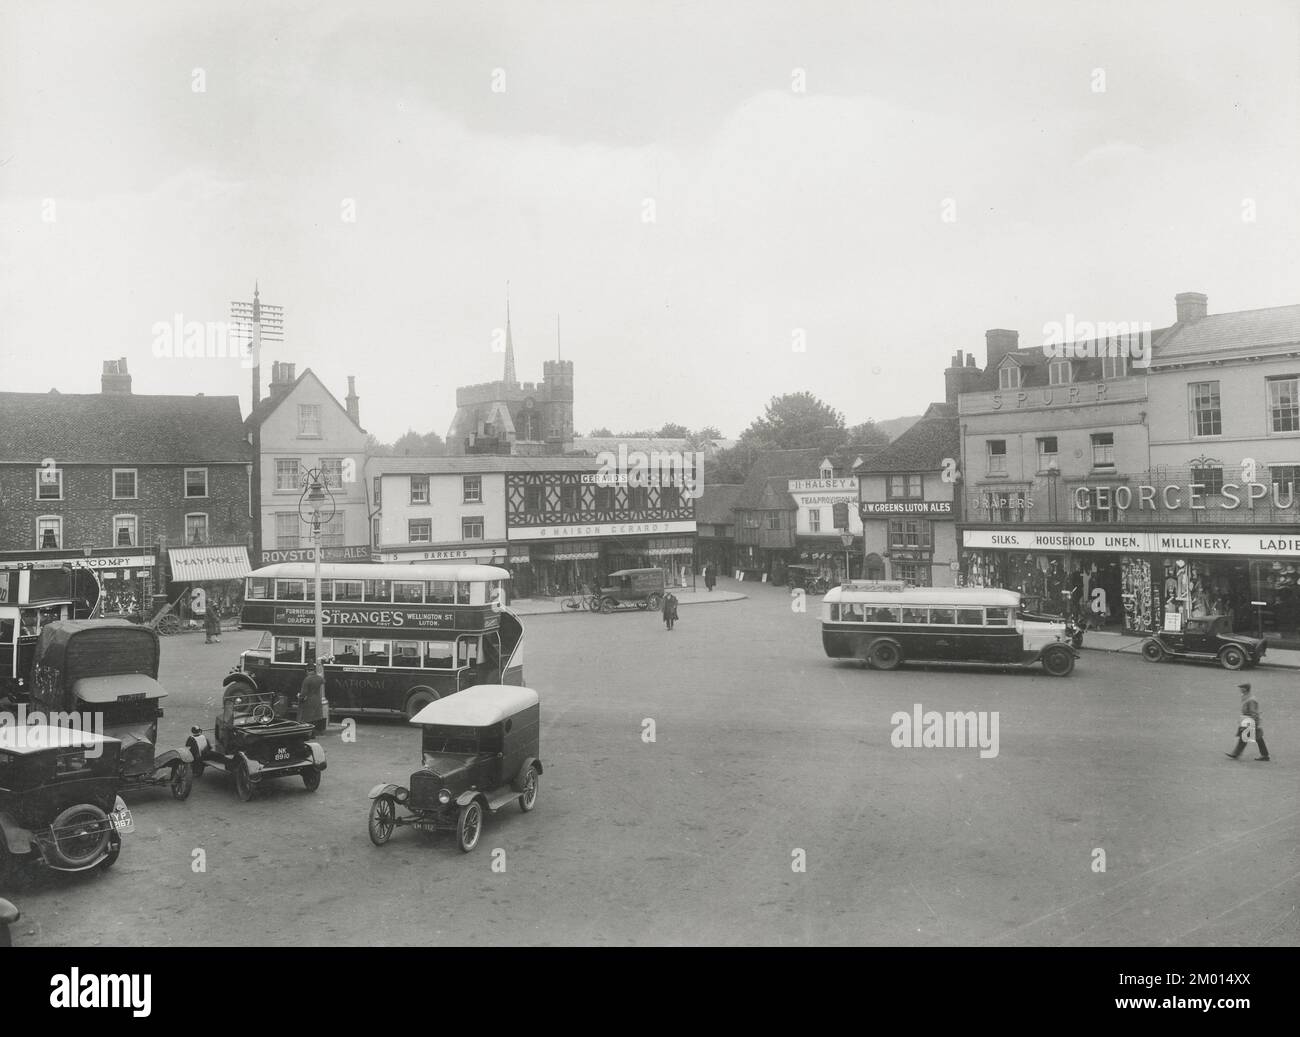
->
[508,520,696,541]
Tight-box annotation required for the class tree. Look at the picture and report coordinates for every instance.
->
[740,391,845,456]
[388,429,446,456]
[838,421,891,469]
[657,422,689,438]
[588,427,613,437]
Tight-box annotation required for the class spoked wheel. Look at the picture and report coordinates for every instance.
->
[368,796,396,846]
[1141,640,1165,663]
[647,593,663,611]
[600,598,614,614]
[560,596,581,612]
[586,595,601,612]
[456,801,483,853]
[302,767,321,792]
[47,805,111,869]
[518,766,538,812]
[170,761,193,801]
[155,614,181,635]
[233,761,254,802]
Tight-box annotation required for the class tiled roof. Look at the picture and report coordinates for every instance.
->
[0,391,250,464]
[245,368,364,433]
[572,436,738,454]
[695,484,743,524]
[968,332,1172,390]
[734,448,823,510]
[1151,304,1300,363]
[857,402,959,473]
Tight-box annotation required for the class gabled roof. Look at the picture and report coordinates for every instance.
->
[0,391,250,464]
[969,333,1168,390]
[1151,303,1300,364]
[245,368,364,434]
[857,402,959,474]
[734,448,822,510]
[695,484,743,525]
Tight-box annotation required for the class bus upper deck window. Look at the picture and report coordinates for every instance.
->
[427,581,455,605]
[457,582,472,604]
[335,580,363,602]
[365,580,391,602]
[276,580,306,601]
[394,581,423,604]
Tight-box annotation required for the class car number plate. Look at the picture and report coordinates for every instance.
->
[274,747,290,761]
[111,808,134,833]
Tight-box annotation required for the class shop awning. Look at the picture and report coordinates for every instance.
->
[534,540,600,561]
[648,535,695,557]
[168,545,252,583]
[508,546,532,563]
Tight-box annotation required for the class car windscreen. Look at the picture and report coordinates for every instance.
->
[421,724,479,755]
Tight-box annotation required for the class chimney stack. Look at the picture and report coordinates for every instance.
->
[944,349,982,404]
[985,329,1019,370]
[345,375,360,425]
[269,361,296,402]
[1175,292,1208,324]
[101,358,132,394]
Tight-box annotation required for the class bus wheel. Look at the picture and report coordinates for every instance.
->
[404,688,438,719]
[869,641,902,671]
[1042,645,1075,677]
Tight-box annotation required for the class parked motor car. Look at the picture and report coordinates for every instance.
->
[786,565,831,594]
[29,620,193,801]
[185,685,325,801]
[1140,614,1266,670]
[0,724,133,884]
[595,568,666,613]
[367,684,542,853]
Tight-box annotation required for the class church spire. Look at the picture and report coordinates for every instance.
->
[503,282,518,387]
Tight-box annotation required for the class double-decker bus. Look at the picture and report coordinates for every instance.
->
[821,582,1078,677]
[231,563,524,718]
[0,562,102,700]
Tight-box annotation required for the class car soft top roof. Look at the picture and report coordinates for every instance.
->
[0,724,121,754]
[72,674,167,704]
[410,685,540,728]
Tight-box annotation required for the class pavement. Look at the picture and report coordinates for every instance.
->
[1082,627,1300,670]
[7,576,1297,947]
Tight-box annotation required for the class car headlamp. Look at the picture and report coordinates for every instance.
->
[438,788,451,805]
[395,788,409,804]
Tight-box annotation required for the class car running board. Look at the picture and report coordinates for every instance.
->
[484,786,523,812]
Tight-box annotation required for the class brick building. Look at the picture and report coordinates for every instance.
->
[0,359,252,618]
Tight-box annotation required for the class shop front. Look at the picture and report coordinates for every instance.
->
[166,545,253,626]
[0,550,155,619]
[962,528,1300,647]
[506,519,697,595]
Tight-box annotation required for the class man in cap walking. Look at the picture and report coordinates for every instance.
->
[1225,682,1271,762]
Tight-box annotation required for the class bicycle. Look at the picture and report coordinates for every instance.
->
[561,584,597,612]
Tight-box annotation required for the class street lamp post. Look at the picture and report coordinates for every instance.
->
[840,530,855,584]
[298,470,336,728]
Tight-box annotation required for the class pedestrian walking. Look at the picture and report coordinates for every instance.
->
[298,659,328,734]
[1225,682,1271,762]
[204,607,222,644]
[705,564,716,592]
[662,591,679,631]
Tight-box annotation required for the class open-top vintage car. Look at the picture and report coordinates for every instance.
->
[185,686,325,801]
[30,620,193,801]
[785,565,831,595]
[0,724,134,884]
[1140,614,1266,670]
[595,568,666,613]
[367,684,542,853]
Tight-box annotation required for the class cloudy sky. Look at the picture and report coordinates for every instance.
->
[2,0,1297,442]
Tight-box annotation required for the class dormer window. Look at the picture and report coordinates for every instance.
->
[1102,355,1128,380]
[998,363,1021,389]
[819,460,834,480]
[1049,359,1072,385]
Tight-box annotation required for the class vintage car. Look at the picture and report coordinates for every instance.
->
[185,686,325,801]
[785,565,831,594]
[30,620,193,800]
[1140,614,1267,670]
[0,725,133,884]
[367,684,542,853]
[595,568,666,613]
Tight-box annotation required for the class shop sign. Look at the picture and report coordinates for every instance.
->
[1073,483,1298,513]
[376,548,504,563]
[860,501,953,516]
[508,520,696,541]
[259,545,372,565]
[963,529,1300,558]
[790,478,858,492]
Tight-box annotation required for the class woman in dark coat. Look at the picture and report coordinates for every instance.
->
[662,592,679,631]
